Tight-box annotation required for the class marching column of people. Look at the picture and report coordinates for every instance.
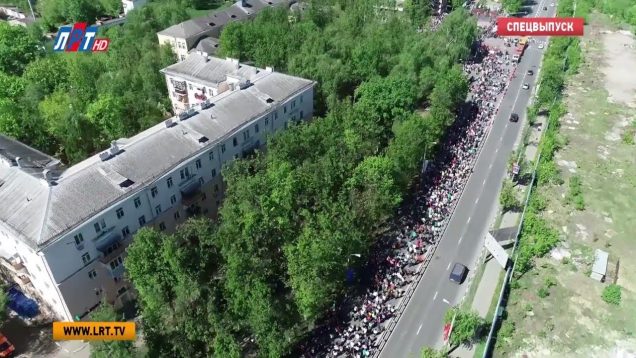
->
[299,10,515,358]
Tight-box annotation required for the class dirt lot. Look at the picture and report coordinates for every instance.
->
[494,13,636,358]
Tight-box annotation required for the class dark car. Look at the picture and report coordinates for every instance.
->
[449,263,468,284]
[527,69,534,75]
[510,113,520,122]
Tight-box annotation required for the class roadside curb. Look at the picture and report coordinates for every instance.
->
[372,47,520,358]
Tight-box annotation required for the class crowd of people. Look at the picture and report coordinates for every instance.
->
[298,9,514,358]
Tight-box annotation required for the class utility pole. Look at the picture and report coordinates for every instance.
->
[26,0,35,20]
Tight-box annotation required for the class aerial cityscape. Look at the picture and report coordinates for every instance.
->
[0,0,634,357]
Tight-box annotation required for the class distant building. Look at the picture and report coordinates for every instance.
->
[0,56,314,322]
[122,0,147,15]
[157,0,294,61]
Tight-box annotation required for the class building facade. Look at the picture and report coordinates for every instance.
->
[122,0,147,15]
[156,0,293,61]
[0,57,314,321]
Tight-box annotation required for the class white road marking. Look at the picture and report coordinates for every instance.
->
[447,262,451,270]
[434,291,438,300]
[458,237,463,245]
[443,298,450,305]
[467,216,471,224]
[475,197,479,204]
[417,324,423,335]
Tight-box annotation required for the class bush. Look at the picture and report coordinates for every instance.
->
[602,284,622,305]
[537,287,549,298]
[566,175,585,210]
[544,276,557,288]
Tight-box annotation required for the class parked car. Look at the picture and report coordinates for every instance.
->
[527,69,534,75]
[538,43,544,49]
[0,333,14,357]
[523,83,530,90]
[543,6,547,10]
[449,263,468,284]
[510,113,520,122]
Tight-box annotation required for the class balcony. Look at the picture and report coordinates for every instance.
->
[181,178,202,205]
[0,255,28,275]
[98,240,127,265]
[186,205,201,217]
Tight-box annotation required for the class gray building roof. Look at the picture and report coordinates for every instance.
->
[157,0,293,40]
[0,56,313,250]
[192,37,220,55]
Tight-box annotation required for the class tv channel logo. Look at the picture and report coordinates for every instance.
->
[53,22,110,52]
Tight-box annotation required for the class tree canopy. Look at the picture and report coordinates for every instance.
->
[88,303,136,358]
[126,3,479,356]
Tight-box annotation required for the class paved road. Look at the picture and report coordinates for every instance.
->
[379,3,557,358]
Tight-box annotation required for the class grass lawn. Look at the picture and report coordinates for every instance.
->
[493,13,636,357]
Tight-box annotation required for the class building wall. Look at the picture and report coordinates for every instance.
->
[7,83,314,322]
[122,0,147,15]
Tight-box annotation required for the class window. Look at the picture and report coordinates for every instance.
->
[202,193,207,200]
[117,287,127,295]
[275,112,278,120]
[233,137,238,147]
[134,197,141,208]
[109,256,123,270]
[138,215,146,226]
[284,121,288,130]
[88,270,97,279]
[74,233,84,246]
[196,159,202,169]
[198,177,204,185]
[121,226,130,237]
[180,55,185,61]
[94,222,101,233]
[159,222,166,231]
[243,130,250,141]
[171,195,177,204]
[209,151,214,161]
[300,110,304,119]
[284,105,287,113]
[174,211,181,220]
[81,253,91,265]
[188,83,192,90]
[151,186,158,198]
[167,177,173,188]
[255,124,260,133]
[155,205,162,215]
[265,118,269,125]
[292,100,296,109]
[300,95,303,103]
[214,184,219,193]
[211,169,216,177]
[116,208,124,219]
[221,144,226,153]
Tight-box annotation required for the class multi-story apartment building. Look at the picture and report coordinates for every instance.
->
[156,0,293,61]
[0,56,314,321]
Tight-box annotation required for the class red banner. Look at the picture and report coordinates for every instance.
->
[497,17,584,36]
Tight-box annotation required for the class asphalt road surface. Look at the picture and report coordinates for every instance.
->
[379,3,558,357]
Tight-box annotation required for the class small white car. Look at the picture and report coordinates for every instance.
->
[538,43,544,49]
[550,2,555,6]
[523,83,530,90]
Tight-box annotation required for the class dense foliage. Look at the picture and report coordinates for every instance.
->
[444,307,486,347]
[0,1,207,163]
[126,2,479,356]
[601,284,621,305]
[88,303,136,358]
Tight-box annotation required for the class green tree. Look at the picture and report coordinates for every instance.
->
[444,307,486,347]
[0,23,43,75]
[0,287,7,324]
[502,0,523,14]
[500,179,520,212]
[421,346,447,358]
[601,284,621,305]
[88,303,136,358]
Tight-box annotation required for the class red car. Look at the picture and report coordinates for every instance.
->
[0,333,14,357]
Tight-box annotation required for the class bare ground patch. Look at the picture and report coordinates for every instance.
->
[495,13,636,358]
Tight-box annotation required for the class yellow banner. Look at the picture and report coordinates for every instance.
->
[52,322,136,341]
